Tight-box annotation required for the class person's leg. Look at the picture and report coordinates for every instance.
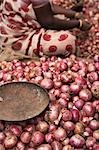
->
[40,30,76,56]
[71,0,83,12]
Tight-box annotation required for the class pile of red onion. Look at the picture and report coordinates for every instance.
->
[0,0,99,149]
[0,53,98,149]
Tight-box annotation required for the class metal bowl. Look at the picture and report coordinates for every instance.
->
[0,82,49,121]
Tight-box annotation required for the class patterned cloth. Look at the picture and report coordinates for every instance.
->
[0,0,76,57]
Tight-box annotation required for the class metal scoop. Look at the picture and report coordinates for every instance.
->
[0,82,49,121]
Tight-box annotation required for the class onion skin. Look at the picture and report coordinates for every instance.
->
[74,99,84,110]
[62,109,72,121]
[62,145,73,150]
[0,132,5,144]
[45,133,54,143]
[70,134,85,148]
[9,125,22,137]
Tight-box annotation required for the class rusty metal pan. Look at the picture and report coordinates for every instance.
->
[0,82,49,121]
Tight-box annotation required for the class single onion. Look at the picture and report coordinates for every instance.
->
[4,133,17,149]
[87,72,98,83]
[71,109,79,122]
[86,136,96,148]
[61,85,70,93]
[74,99,84,110]
[9,125,22,137]
[49,124,57,132]
[79,89,92,101]
[89,120,99,130]
[83,103,95,117]
[51,141,62,150]
[31,131,44,146]
[36,121,49,133]
[93,144,99,150]
[74,122,84,135]
[63,121,75,131]
[17,141,25,150]
[91,81,99,99]
[70,82,81,94]
[54,127,66,141]
[62,109,72,121]
[37,144,52,150]
[70,134,85,148]
[58,98,68,108]
[20,131,31,144]
[24,124,35,133]
[93,130,99,140]
[45,133,54,143]
[40,78,53,90]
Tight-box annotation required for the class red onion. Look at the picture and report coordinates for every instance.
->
[20,131,31,144]
[40,78,53,90]
[61,85,70,93]
[62,109,72,121]
[84,127,93,137]
[62,145,73,150]
[60,72,72,83]
[54,81,62,89]
[4,133,17,149]
[93,130,99,140]
[83,103,95,117]
[95,62,99,71]
[49,124,57,132]
[49,104,60,123]
[31,131,44,146]
[75,76,87,86]
[74,123,84,135]
[36,121,49,133]
[58,98,68,108]
[89,120,99,130]
[71,109,79,122]
[63,121,75,131]
[93,144,99,150]
[70,134,85,148]
[45,133,54,143]
[51,141,62,150]
[91,81,99,99]
[70,82,81,94]
[62,138,70,146]
[79,89,92,101]
[9,125,22,137]
[87,72,98,83]
[44,71,53,79]
[74,99,84,110]
[17,141,25,150]
[24,125,35,133]
[88,63,96,72]
[54,127,66,141]
[60,93,70,100]
[0,132,5,144]
[86,137,96,148]
[37,144,52,150]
